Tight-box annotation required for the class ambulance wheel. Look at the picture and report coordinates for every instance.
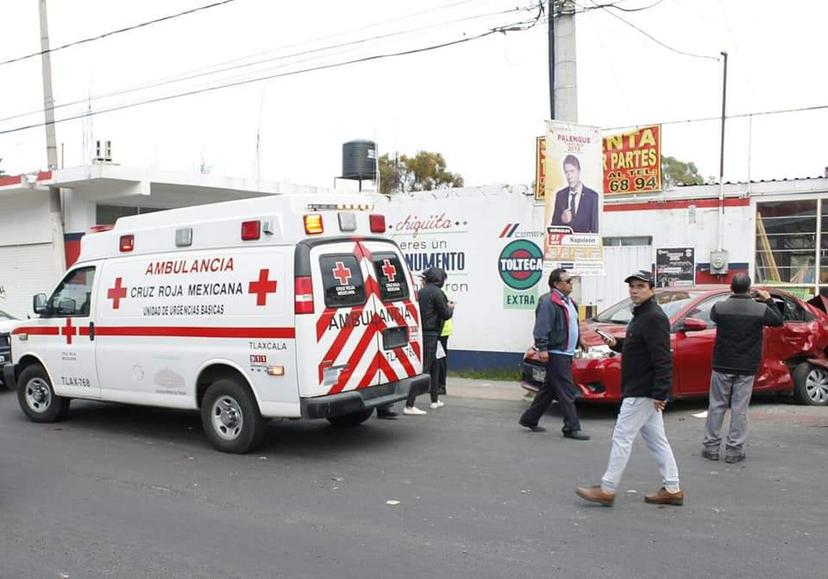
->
[327,408,374,428]
[201,379,266,453]
[17,364,70,423]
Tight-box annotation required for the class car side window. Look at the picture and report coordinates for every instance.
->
[47,267,96,317]
[773,295,813,323]
[683,294,730,328]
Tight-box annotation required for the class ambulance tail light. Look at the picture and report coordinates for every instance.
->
[119,234,134,252]
[369,214,386,233]
[303,214,324,235]
[294,276,314,314]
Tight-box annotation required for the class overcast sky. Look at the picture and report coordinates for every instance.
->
[1,0,826,188]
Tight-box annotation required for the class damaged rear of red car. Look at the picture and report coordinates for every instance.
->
[521,286,828,405]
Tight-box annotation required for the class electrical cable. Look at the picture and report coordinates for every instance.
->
[603,103,828,131]
[580,0,718,60]
[0,0,239,68]
[0,2,539,125]
[0,13,544,137]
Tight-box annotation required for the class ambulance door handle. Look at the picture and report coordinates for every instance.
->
[88,322,95,341]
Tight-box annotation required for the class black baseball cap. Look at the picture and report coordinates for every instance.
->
[624,270,654,286]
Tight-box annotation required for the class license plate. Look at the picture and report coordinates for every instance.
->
[0,355,5,364]
[532,366,545,382]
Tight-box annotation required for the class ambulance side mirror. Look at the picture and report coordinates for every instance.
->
[33,293,48,315]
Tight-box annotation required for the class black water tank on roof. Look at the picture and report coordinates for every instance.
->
[342,140,377,180]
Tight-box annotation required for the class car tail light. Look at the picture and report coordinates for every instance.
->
[119,235,134,252]
[369,214,386,233]
[294,276,314,314]
[304,214,324,235]
[241,220,261,240]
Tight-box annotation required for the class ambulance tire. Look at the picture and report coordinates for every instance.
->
[326,408,375,428]
[17,364,70,423]
[201,379,266,454]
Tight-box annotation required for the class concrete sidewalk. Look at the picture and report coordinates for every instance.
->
[443,376,529,402]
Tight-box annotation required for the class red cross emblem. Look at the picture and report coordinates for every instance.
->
[107,277,128,309]
[61,317,77,345]
[248,268,278,306]
[332,261,352,285]
[381,259,397,282]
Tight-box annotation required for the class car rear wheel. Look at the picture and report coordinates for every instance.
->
[793,363,828,406]
[201,379,267,453]
[17,364,70,422]
[327,408,374,427]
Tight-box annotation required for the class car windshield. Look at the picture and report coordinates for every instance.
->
[593,291,704,324]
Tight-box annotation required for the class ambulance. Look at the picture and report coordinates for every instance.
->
[3,194,429,453]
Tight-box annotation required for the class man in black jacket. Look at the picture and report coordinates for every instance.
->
[703,274,783,463]
[576,271,683,507]
[403,267,453,415]
[518,268,589,439]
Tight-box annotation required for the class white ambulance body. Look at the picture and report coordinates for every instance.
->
[5,194,429,453]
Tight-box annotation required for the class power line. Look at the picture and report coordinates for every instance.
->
[580,0,718,60]
[0,2,537,125]
[0,0,238,68]
[0,14,543,137]
[603,103,828,131]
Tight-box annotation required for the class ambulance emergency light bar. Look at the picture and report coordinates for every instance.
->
[306,203,373,211]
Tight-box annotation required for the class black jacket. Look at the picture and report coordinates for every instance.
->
[710,294,783,375]
[611,296,672,400]
[533,290,579,352]
[418,284,452,334]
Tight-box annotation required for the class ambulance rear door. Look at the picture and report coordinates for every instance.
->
[358,239,422,386]
[296,239,380,398]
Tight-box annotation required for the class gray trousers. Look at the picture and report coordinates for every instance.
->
[704,370,755,452]
[601,397,680,493]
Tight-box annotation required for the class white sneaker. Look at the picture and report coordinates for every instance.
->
[430,401,445,409]
[403,406,427,415]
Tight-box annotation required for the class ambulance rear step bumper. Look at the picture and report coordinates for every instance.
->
[301,374,431,419]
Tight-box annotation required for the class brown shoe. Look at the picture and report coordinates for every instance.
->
[644,487,684,506]
[575,485,615,507]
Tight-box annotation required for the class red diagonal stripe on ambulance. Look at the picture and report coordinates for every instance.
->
[327,314,381,394]
[356,352,381,389]
[403,300,419,324]
[376,352,400,384]
[316,307,337,342]
[392,347,416,377]
[317,306,364,384]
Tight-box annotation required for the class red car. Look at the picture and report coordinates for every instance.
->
[521,286,828,405]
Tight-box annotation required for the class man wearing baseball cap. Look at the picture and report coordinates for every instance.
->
[576,270,683,507]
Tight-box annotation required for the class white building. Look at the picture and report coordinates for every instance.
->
[2,164,825,370]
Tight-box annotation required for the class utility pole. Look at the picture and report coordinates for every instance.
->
[548,0,555,119]
[38,0,66,273]
[553,0,578,122]
[716,51,728,252]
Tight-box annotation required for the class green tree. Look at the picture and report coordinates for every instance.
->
[661,156,705,188]
[379,151,464,194]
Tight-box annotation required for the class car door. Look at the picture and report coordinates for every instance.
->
[22,266,101,399]
[756,294,816,389]
[673,292,729,397]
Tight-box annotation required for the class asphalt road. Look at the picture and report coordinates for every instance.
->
[1,384,827,579]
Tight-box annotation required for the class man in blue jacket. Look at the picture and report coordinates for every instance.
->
[518,268,589,440]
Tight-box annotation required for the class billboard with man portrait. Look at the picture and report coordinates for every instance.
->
[543,121,604,275]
